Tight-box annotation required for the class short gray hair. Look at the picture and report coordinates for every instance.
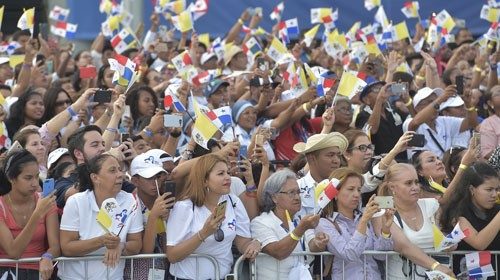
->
[260,169,297,212]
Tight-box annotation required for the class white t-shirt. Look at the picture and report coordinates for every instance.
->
[230,176,246,197]
[403,116,467,159]
[387,198,439,280]
[222,123,276,161]
[59,190,143,280]
[250,211,315,280]
[166,194,251,279]
[296,172,317,217]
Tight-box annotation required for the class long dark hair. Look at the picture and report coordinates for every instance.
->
[77,153,115,192]
[5,90,44,137]
[439,162,499,233]
[97,64,111,89]
[125,85,158,129]
[411,150,449,193]
[42,85,72,123]
[0,150,38,195]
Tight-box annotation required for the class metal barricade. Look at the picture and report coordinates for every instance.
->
[0,253,221,280]
[231,250,500,280]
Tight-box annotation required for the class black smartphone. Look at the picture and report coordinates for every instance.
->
[121,133,130,143]
[390,83,407,96]
[455,75,464,95]
[35,54,46,66]
[164,181,176,197]
[408,134,426,147]
[257,57,268,71]
[94,90,112,103]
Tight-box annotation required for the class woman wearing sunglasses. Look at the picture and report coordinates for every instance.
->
[251,169,329,280]
[166,153,261,280]
[342,129,414,205]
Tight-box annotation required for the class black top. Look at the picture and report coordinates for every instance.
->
[453,204,500,277]
[355,107,408,162]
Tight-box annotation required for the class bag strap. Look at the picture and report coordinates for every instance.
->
[394,211,404,229]
[426,128,445,153]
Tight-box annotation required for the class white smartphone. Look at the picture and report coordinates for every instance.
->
[374,196,394,209]
[163,114,183,128]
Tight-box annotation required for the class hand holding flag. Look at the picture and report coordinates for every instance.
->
[315,178,341,213]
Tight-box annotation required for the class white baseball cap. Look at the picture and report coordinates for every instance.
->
[413,87,444,107]
[200,52,216,65]
[130,153,167,178]
[47,148,69,170]
[439,95,464,111]
[143,149,173,164]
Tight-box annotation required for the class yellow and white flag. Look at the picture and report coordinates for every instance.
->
[393,21,410,41]
[336,71,367,99]
[192,98,218,149]
[303,24,320,47]
[17,8,35,34]
[172,9,193,32]
[0,6,4,31]
[266,37,288,63]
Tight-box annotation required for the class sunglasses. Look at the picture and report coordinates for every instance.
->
[55,100,72,107]
[214,225,224,242]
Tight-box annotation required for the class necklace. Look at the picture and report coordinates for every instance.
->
[7,194,32,222]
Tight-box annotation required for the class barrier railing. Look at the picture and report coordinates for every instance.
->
[232,250,500,280]
[0,253,220,280]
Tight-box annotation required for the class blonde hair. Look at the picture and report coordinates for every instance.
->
[377,163,416,196]
[180,153,228,207]
[321,167,364,218]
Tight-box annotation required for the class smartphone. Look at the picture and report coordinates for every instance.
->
[163,114,183,128]
[164,181,176,209]
[214,200,227,219]
[79,66,97,79]
[121,133,130,142]
[46,60,54,74]
[408,134,426,147]
[390,83,407,96]
[239,145,248,159]
[42,178,55,198]
[455,75,464,95]
[39,23,49,40]
[94,90,112,103]
[374,196,394,209]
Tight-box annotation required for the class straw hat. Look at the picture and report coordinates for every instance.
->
[293,132,348,154]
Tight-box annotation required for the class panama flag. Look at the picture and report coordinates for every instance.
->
[278,18,299,43]
[316,178,341,211]
[49,5,70,21]
[51,21,78,39]
[466,251,495,279]
[108,54,137,87]
[270,2,284,21]
[111,28,137,54]
[242,37,262,57]
[213,106,232,128]
[171,50,193,72]
[192,71,213,87]
[401,1,420,18]
[317,77,336,97]
[164,89,186,112]
[190,0,209,20]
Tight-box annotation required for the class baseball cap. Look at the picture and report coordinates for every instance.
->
[47,148,70,170]
[204,79,229,97]
[413,87,444,107]
[143,149,174,164]
[200,52,217,65]
[439,95,464,111]
[130,153,167,178]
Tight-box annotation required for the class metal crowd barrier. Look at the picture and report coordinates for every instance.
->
[231,250,500,280]
[0,253,220,280]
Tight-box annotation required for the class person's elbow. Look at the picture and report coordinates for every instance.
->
[166,247,183,263]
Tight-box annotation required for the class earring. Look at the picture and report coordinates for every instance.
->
[206,186,210,192]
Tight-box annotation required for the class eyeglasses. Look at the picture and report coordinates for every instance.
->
[214,225,224,242]
[55,100,72,106]
[336,107,354,114]
[278,189,301,198]
[351,144,375,152]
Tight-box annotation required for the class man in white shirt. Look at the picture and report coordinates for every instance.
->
[403,86,478,158]
[293,132,348,216]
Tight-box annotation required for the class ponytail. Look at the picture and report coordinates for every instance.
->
[0,150,38,195]
[77,153,115,192]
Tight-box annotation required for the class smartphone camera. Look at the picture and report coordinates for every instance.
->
[390,83,406,96]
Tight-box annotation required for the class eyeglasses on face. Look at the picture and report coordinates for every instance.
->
[278,189,302,198]
[351,144,375,152]
[55,100,72,106]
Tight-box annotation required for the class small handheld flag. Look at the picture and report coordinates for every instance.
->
[17,8,35,35]
[49,5,70,21]
[51,21,78,39]
[401,2,420,19]
[316,178,341,213]
[270,2,284,21]
[465,251,495,279]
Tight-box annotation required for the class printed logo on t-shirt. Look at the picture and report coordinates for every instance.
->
[227,218,236,230]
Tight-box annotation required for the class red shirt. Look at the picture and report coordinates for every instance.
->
[273,117,323,161]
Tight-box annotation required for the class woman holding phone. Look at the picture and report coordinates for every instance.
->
[166,153,261,280]
[317,167,394,280]
[0,150,59,280]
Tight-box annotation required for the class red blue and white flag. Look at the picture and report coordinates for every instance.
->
[466,251,495,279]
[213,106,232,128]
[49,6,70,21]
[316,77,336,97]
[316,178,341,211]
[242,37,262,57]
[111,28,137,54]
[51,21,78,39]
[108,54,137,88]
[278,18,299,44]
[270,2,284,21]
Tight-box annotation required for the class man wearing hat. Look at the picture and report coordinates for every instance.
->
[0,57,13,85]
[293,132,348,216]
[200,52,217,70]
[355,80,409,161]
[224,45,247,73]
[404,85,479,158]
[126,153,174,277]
[204,78,229,110]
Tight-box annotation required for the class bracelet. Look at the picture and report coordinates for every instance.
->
[381,231,391,239]
[302,103,311,113]
[466,106,477,112]
[415,75,425,81]
[473,66,482,73]
[197,231,205,242]
[404,98,413,107]
[246,185,257,192]
[459,164,468,171]
[238,18,244,25]
[106,127,118,133]
[143,127,153,138]
[431,261,440,270]
[41,252,54,261]
[67,106,77,117]
[289,231,301,241]
[22,63,32,69]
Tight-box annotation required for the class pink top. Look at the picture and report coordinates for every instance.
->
[480,114,500,158]
[0,193,57,270]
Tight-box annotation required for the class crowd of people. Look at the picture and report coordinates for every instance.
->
[0,2,498,280]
